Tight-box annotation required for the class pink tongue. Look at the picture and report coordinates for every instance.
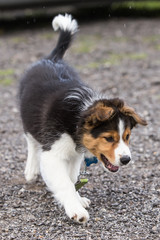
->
[108,163,119,172]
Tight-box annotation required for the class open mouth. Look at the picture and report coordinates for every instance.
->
[101,154,119,173]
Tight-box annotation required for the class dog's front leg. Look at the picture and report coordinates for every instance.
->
[68,156,91,209]
[40,148,89,223]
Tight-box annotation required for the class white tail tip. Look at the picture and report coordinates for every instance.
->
[52,14,78,35]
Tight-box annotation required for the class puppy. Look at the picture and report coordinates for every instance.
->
[19,14,147,223]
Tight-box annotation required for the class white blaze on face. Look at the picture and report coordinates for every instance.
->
[114,119,131,166]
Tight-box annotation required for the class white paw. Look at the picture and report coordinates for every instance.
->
[24,169,38,182]
[78,196,91,208]
[65,204,89,223]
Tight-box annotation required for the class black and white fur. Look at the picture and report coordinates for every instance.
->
[20,14,95,223]
[19,14,139,223]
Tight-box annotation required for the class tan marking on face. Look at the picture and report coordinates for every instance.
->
[123,127,131,145]
[82,131,120,166]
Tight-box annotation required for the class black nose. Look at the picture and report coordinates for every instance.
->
[120,156,131,165]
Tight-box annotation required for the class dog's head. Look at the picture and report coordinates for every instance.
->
[79,98,147,172]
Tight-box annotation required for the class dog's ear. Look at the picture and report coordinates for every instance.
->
[120,105,147,128]
[84,103,115,129]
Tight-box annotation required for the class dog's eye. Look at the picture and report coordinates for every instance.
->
[126,134,130,141]
[104,136,114,143]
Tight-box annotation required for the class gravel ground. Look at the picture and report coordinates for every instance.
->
[0,18,160,240]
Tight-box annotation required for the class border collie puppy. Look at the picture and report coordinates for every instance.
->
[19,14,147,223]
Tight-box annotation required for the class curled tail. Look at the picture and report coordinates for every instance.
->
[48,14,78,61]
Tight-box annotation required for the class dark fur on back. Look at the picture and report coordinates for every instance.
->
[19,57,94,150]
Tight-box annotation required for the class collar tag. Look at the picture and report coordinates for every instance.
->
[75,178,88,191]
[75,157,98,191]
[84,157,98,167]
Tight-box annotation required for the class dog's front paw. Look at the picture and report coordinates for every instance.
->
[66,204,89,223]
[80,197,91,208]
[71,208,89,223]
[77,194,91,208]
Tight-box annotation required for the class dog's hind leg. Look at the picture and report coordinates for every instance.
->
[24,133,40,182]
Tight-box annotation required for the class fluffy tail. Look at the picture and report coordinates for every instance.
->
[47,14,78,61]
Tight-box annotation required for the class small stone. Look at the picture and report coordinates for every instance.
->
[150,226,157,234]
[100,208,107,213]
